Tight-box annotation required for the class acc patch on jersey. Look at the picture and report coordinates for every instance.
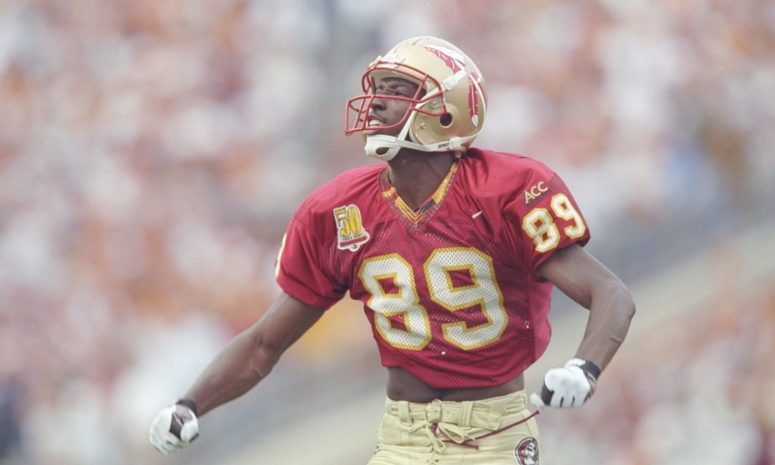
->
[514,437,539,465]
[333,204,370,252]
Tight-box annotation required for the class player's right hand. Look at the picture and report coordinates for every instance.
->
[149,402,199,455]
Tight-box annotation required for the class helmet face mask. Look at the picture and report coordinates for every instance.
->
[345,62,446,137]
[345,36,487,161]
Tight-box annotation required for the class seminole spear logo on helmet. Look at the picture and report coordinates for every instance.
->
[423,44,484,127]
[334,204,370,252]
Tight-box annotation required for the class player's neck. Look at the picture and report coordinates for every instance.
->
[386,150,457,211]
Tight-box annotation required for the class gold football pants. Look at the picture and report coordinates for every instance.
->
[368,391,540,465]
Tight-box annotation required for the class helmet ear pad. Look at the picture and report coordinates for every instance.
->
[410,101,463,147]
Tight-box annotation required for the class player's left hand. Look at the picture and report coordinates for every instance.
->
[149,401,199,455]
[530,358,601,409]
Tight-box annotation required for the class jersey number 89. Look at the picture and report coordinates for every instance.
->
[358,248,507,352]
[521,193,586,253]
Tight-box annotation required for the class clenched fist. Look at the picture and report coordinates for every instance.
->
[149,400,199,454]
[530,358,601,409]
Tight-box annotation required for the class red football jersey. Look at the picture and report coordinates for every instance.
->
[276,148,590,388]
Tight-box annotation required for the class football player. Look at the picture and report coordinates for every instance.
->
[150,36,636,464]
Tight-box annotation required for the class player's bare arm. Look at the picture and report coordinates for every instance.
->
[149,293,323,454]
[184,293,324,416]
[531,244,635,408]
[537,244,635,370]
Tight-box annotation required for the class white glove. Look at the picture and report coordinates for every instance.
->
[149,401,200,455]
[530,358,600,409]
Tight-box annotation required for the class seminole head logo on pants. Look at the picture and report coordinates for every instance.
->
[514,437,539,465]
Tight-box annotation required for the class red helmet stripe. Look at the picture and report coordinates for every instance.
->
[467,81,479,118]
[423,46,464,73]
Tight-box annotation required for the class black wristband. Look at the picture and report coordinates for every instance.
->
[579,360,602,381]
[176,398,199,416]
[568,358,602,381]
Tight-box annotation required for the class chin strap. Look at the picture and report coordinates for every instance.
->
[365,133,476,161]
[364,112,478,161]
[364,135,405,161]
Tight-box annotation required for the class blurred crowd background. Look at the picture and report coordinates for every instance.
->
[1,0,774,464]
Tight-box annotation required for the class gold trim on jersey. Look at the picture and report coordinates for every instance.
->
[381,161,459,224]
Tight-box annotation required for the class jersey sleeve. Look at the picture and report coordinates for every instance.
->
[275,213,347,310]
[503,163,591,276]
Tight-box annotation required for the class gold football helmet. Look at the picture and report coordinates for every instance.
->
[345,36,487,161]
